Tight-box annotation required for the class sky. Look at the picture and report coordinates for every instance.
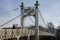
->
[0,0,60,28]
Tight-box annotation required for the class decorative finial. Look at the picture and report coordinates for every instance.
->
[35,1,39,9]
[20,2,24,10]
[21,2,23,5]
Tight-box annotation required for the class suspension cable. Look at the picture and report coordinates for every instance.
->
[0,8,19,16]
[0,15,20,27]
[39,10,47,27]
[29,16,35,24]
[0,8,33,27]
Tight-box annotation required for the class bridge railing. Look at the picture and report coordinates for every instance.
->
[0,28,55,40]
[39,27,55,34]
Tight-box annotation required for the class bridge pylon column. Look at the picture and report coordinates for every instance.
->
[35,1,39,40]
[20,2,24,36]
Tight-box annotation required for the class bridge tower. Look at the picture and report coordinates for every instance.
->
[20,1,39,40]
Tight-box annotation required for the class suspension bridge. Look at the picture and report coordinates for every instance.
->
[0,1,56,40]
